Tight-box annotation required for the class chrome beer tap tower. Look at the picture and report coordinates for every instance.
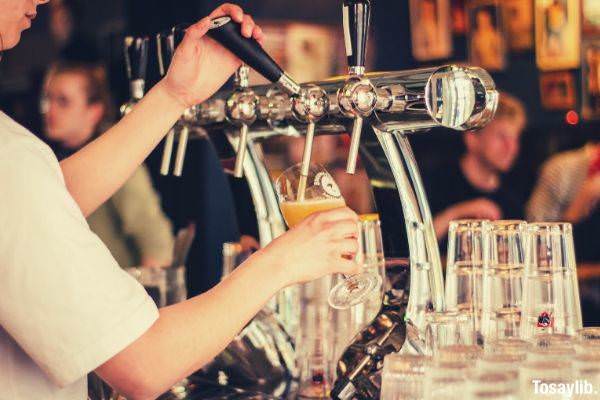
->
[122,2,499,397]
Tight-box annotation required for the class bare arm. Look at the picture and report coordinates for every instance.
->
[59,4,263,217]
[95,207,361,400]
[96,252,282,400]
[60,83,185,217]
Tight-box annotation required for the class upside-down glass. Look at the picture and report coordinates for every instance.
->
[518,360,574,399]
[424,311,475,356]
[484,338,532,356]
[381,354,432,400]
[481,221,527,343]
[521,223,582,339]
[424,360,471,400]
[275,164,382,309]
[467,370,519,400]
[576,327,600,354]
[445,219,487,342]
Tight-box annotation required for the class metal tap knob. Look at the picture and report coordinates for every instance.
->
[291,85,329,200]
[341,0,373,174]
[207,17,301,96]
[226,65,259,178]
[120,36,149,116]
[338,76,377,174]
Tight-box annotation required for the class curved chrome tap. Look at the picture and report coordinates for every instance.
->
[226,65,259,178]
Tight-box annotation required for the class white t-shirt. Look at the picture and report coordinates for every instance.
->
[0,111,159,399]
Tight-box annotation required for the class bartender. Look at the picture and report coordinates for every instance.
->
[0,2,360,399]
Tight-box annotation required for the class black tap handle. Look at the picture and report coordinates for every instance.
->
[124,36,149,81]
[206,16,284,83]
[342,0,371,70]
[156,31,175,77]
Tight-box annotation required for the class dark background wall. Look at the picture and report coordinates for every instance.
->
[1,0,597,191]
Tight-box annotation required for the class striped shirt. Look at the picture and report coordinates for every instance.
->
[526,145,594,222]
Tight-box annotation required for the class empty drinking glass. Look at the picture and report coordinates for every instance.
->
[481,221,527,343]
[125,266,167,307]
[467,370,519,400]
[521,223,582,339]
[572,352,600,396]
[424,360,471,400]
[530,333,575,351]
[437,344,483,362]
[424,311,475,356]
[381,354,432,400]
[519,360,573,399]
[477,353,526,374]
[576,327,600,354]
[484,338,531,357]
[445,220,487,342]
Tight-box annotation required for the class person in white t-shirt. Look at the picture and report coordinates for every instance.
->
[0,2,361,400]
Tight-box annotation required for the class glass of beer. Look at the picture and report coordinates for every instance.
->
[275,164,382,309]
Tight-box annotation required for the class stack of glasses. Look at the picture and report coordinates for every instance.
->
[441,219,582,346]
[382,328,600,399]
[381,219,597,399]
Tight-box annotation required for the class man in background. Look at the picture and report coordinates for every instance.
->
[425,92,527,242]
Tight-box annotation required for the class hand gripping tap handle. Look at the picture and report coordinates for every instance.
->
[172,24,191,177]
[207,17,301,95]
[124,36,149,99]
[342,0,372,174]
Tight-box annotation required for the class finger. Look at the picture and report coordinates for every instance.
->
[241,14,256,38]
[332,259,361,276]
[252,24,264,41]
[209,3,244,22]
[334,237,359,256]
[185,17,211,42]
[326,219,359,239]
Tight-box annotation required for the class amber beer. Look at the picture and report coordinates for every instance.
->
[280,198,346,228]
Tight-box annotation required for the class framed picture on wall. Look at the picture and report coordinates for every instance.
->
[535,0,581,71]
[502,0,534,51]
[409,0,453,61]
[467,0,507,71]
[582,40,600,120]
[583,0,600,35]
[451,0,468,34]
[539,71,577,110]
[247,22,341,86]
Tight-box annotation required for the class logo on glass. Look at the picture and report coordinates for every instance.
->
[537,311,554,328]
[314,171,342,198]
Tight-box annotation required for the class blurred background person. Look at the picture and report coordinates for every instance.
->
[425,92,527,242]
[527,142,600,263]
[41,60,175,268]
